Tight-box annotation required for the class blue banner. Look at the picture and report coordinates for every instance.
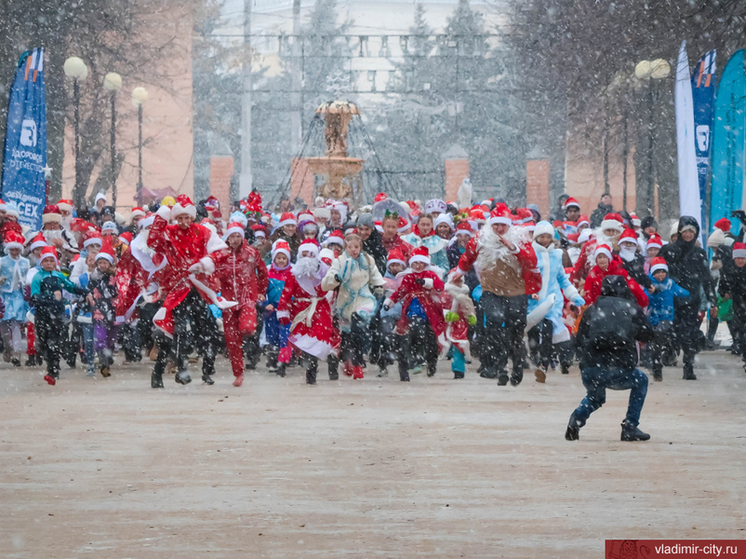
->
[691,49,716,233]
[710,50,745,235]
[1,48,47,231]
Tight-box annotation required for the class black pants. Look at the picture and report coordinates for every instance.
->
[120,323,142,362]
[340,313,370,367]
[369,315,396,370]
[304,354,318,384]
[674,300,701,372]
[481,292,528,377]
[172,290,219,376]
[730,313,746,366]
[396,316,438,380]
[528,319,553,369]
[647,321,674,377]
[36,307,66,377]
[138,302,160,353]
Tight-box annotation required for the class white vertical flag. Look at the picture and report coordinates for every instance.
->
[676,40,701,226]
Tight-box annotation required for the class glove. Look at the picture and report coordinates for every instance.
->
[467,315,477,326]
[382,298,393,311]
[445,311,460,323]
[414,278,425,286]
[572,296,585,307]
[334,274,342,284]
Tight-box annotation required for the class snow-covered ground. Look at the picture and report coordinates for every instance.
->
[1,350,744,557]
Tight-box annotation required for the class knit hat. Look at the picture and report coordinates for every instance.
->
[323,230,345,248]
[618,228,639,246]
[5,206,18,220]
[312,207,331,220]
[533,220,555,239]
[489,204,512,226]
[387,248,406,270]
[230,211,248,228]
[647,234,663,250]
[278,212,297,228]
[434,213,454,231]
[171,195,197,219]
[594,244,612,261]
[409,246,431,266]
[3,231,24,253]
[298,238,320,257]
[357,212,375,229]
[425,199,447,215]
[650,256,668,274]
[563,197,581,210]
[223,222,245,241]
[83,230,103,249]
[600,212,625,233]
[707,229,726,249]
[271,240,290,260]
[28,232,48,252]
[39,246,58,265]
[733,242,746,259]
[42,204,62,224]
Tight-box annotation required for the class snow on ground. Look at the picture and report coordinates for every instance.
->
[1,350,745,558]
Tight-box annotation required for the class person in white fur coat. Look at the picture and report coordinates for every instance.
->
[527,221,585,383]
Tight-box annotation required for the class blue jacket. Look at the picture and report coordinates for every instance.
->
[644,274,690,326]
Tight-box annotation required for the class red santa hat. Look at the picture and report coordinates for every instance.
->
[650,256,668,274]
[83,230,103,249]
[600,212,625,233]
[130,207,146,222]
[246,191,263,214]
[594,244,612,261]
[514,207,534,225]
[323,230,345,248]
[489,204,513,226]
[138,214,155,230]
[733,242,746,259]
[118,232,133,246]
[271,240,291,261]
[397,216,410,234]
[278,212,297,228]
[57,199,74,213]
[27,232,48,252]
[577,215,590,228]
[96,244,116,264]
[319,247,335,265]
[618,228,639,245]
[409,246,431,266]
[387,248,406,269]
[714,217,732,232]
[563,197,581,210]
[373,192,388,203]
[299,238,320,257]
[3,230,24,253]
[455,221,473,237]
[252,223,267,238]
[39,246,59,266]
[630,213,641,228]
[646,234,663,250]
[42,204,62,225]
[171,194,197,219]
[223,222,245,240]
[469,207,486,224]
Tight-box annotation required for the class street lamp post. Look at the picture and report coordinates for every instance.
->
[103,72,122,208]
[63,56,88,209]
[131,87,148,204]
[635,58,671,217]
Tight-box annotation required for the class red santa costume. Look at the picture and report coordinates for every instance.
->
[146,195,236,338]
[276,239,340,361]
[215,222,269,384]
[570,212,625,286]
[583,244,648,308]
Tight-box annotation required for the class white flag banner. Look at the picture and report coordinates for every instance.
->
[676,40,702,228]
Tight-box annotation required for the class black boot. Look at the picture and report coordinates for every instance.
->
[426,361,437,377]
[510,368,523,386]
[328,356,339,380]
[652,366,662,382]
[565,414,582,441]
[305,357,318,385]
[175,371,192,385]
[151,372,164,388]
[202,374,215,385]
[682,363,697,380]
[276,363,286,378]
[621,421,650,441]
[497,372,510,386]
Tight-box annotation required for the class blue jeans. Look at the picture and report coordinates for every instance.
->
[572,366,648,427]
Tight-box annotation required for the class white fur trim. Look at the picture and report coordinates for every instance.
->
[199,255,216,275]
[96,252,114,264]
[130,208,146,220]
[57,201,73,213]
[733,249,746,259]
[489,216,512,226]
[4,241,23,252]
[299,243,319,257]
[288,333,337,360]
[422,277,434,289]
[409,255,431,265]
[152,307,172,339]
[383,298,394,309]
[29,238,47,251]
[42,213,62,224]
[156,205,171,221]
[206,232,228,254]
[172,202,196,219]
[552,328,571,344]
[526,293,556,331]
[83,237,102,248]
[387,258,405,268]
[276,310,290,319]
[600,219,623,233]
[272,248,290,260]
[651,262,669,273]
[188,274,237,310]
[279,217,297,227]
[139,215,155,229]
[223,226,244,240]
[594,246,612,261]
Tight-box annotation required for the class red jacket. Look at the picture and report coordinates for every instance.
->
[388,269,446,341]
[381,235,413,261]
[457,236,541,295]
[583,256,648,308]
[115,247,149,322]
[214,241,268,308]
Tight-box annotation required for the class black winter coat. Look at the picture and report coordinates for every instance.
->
[363,228,388,275]
[621,253,652,290]
[659,216,715,306]
[719,263,746,316]
[576,276,654,370]
[590,203,614,228]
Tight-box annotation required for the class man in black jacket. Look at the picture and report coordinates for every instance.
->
[718,242,746,370]
[659,216,716,379]
[566,276,655,442]
[357,212,387,275]
[590,194,614,228]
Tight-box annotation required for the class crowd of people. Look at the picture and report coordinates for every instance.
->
[0,189,742,442]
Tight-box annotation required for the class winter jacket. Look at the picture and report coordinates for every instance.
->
[385,269,445,343]
[528,241,584,343]
[269,228,301,260]
[90,270,118,326]
[441,280,476,353]
[576,276,654,370]
[621,253,652,290]
[321,251,385,331]
[583,256,648,308]
[447,242,479,292]
[362,228,388,275]
[30,269,88,314]
[590,203,614,229]
[718,262,746,316]
[214,241,268,308]
[401,231,450,275]
[659,216,715,307]
[644,275,690,326]
[381,234,413,262]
